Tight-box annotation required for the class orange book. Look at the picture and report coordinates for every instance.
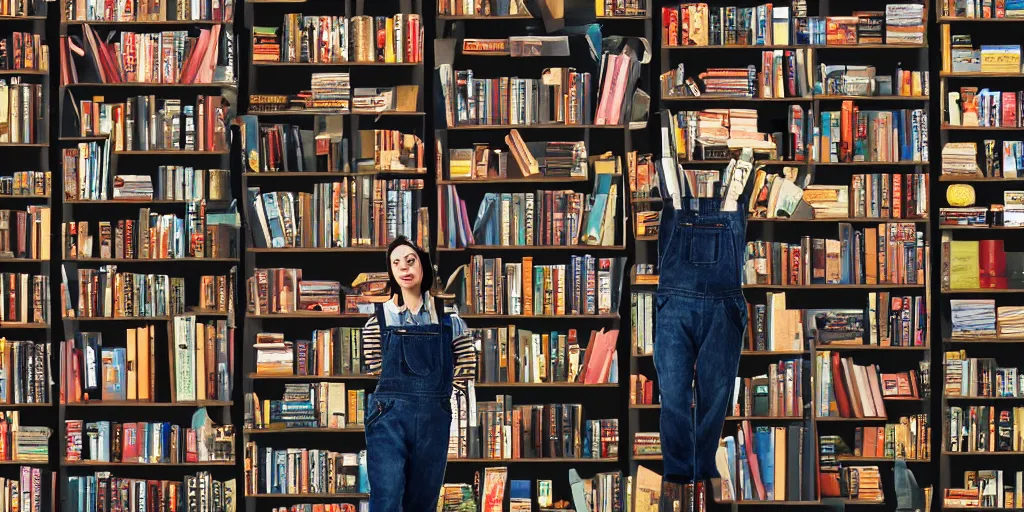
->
[840,101,854,162]
[522,256,533,316]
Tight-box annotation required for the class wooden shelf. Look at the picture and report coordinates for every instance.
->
[437,176,589,185]
[63,460,235,467]
[743,284,924,290]
[945,396,1024,401]
[726,416,804,421]
[440,245,627,252]
[836,456,931,463]
[939,225,1024,230]
[815,95,929,101]
[629,404,661,409]
[64,316,171,321]
[63,19,230,26]
[65,82,236,89]
[62,400,232,407]
[664,44,925,50]
[246,312,368,320]
[0,69,45,75]
[941,451,1024,456]
[446,124,628,130]
[253,61,420,67]
[64,257,239,263]
[663,96,809,102]
[248,493,369,499]
[938,175,1024,182]
[0,258,45,263]
[243,427,364,434]
[942,124,1024,131]
[0,403,50,407]
[474,382,617,388]
[247,110,424,117]
[636,235,658,241]
[815,161,929,166]
[943,337,1024,344]
[460,314,620,320]
[814,344,928,351]
[0,143,47,147]
[0,322,48,329]
[940,71,1024,78]
[0,460,48,465]
[248,373,378,381]
[815,416,889,422]
[942,288,1024,294]
[0,194,48,199]
[114,150,229,155]
[748,217,928,224]
[741,350,810,356]
[446,457,617,463]
[64,199,220,204]
[244,170,426,177]
[733,501,823,506]
[939,16,1024,22]
[247,247,386,253]
[632,455,662,461]
[0,16,46,20]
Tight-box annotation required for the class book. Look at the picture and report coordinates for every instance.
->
[68,472,236,511]
[815,351,890,418]
[0,273,48,324]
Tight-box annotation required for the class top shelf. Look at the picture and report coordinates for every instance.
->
[664,44,927,50]
[63,19,232,26]
[437,14,650,21]
[938,16,1024,23]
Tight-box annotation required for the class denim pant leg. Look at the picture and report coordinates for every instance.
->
[365,397,409,511]
[654,293,700,483]
[693,294,746,480]
[402,399,453,512]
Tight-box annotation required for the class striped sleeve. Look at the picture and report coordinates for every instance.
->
[361,315,383,375]
[450,312,478,391]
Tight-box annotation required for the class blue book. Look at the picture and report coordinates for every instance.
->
[359,449,370,492]
[582,420,592,457]
[725,436,738,498]
[510,479,531,500]
[754,426,773,500]
[101,347,127,401]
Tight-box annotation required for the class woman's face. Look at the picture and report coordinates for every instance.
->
[390,245,423,294]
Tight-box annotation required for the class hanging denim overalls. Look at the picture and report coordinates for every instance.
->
[365,302,455,511]
[654,195,748,484]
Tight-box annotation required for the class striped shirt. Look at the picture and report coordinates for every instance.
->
[361,302,477,391]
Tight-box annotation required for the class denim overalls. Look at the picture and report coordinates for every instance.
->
[364,302,455,511]
[654,196,748,484]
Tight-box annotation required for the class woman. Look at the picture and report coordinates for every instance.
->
[361,236,477,511]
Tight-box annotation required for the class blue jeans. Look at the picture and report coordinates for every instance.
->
[365,305,455,511]
[654,199,747,483]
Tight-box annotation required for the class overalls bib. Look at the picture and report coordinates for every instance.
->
[654,196,748,484]
[365,302,455,511]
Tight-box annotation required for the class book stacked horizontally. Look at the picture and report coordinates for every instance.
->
[941,142,981,176]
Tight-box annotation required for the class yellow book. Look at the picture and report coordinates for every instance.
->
[126,328,137,400]
[385,18,395,63]
[595,0,604,17]
[949,240,980,289]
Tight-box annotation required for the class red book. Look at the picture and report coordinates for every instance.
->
[831,351,853,418]
[741,421,766,500]
[1002,92,1017,127]
[840,101,854,162]
[979,239,1008,288]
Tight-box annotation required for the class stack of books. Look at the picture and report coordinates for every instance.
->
[245,383,352,430]
[944,351,1024,398]
[941,142,982,176]
[0,412,49,461]
[944,470,1024,509]
[252,329,367,377]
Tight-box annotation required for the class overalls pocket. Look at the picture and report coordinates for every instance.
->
[679,222,726,265]
[400,332,441,376]
[366,397,395,429]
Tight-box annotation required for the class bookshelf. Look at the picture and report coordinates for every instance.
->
[435,0,651,506]
[653,1,932,508]
[240,0,427,509]
[56,0,240,508]
[937,1,1024,509]
[0,0,56,509]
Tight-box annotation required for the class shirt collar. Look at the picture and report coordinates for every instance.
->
[384,293,434,320]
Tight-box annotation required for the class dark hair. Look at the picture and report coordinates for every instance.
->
[386,236,434,306]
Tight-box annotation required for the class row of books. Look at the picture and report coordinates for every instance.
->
[944,352,1024,397]
[63,25,231,85]
[66,472,235,512]
[61,210,238,260]
[815,352,890,419]
[668,109,790,161]
[61,141,109,200]
[243,445,368,495]
[0,33,45,71]
[719,421,817,502]
[0,206,49,260]
[663,3,925,47]
[749,292,928,351]
[447,68,595,126]
[0,467,46,512]
[0,172,48,197]
[751,170,929,220]
[944,238,1024,290]
[944,470,1024,509]
[443,180,619,249]
[70,267,186,318]
[851,418,932,460]
[65,0,235,21]
[106,167,231,202]
[448,393,619,460]
[245,384,366,430]
[732,359,807,418]
[816,105,928,163]
[255,14,423,64]
[943,140,1024,179]
[948,37,1021,74]
[945,406,1024,453]
[77,96,229,153]
[449,255,625,316]
[940,198,1024,228]
[169,315,235,402]
[947,87,1024,127]
[253,329,365,378]
[1,0,39,17]
[446,137,590,180]
[245,269,345,316]
[0,412,48,461]
[64,414,234,463]
[950,299,1024,339]
[245,181,426,250]
[0,274,48,324]
[474,327,619,384]
[662,56,811,99]
[436,0,531,16]
[743,225,926,286]
[631,292,653,355]
[629,373,655,405]
[0,340,50,405]
[942,0,1024,18]
[632,432,660,456]
[819,64,927,98]
[0,83,45,144]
